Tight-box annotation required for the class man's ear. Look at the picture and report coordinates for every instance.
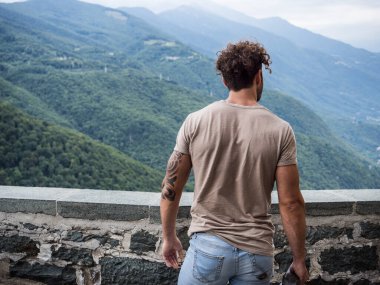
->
[255,69,262,86]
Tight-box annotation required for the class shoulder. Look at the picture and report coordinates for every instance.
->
[258,105,293,130]
[185,101,223,121]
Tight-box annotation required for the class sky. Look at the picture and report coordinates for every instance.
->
[1,0,379,52]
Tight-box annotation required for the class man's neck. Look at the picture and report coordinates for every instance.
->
[226,87,258,106]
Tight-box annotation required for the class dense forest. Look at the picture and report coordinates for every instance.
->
[0,0,379,190]
[0,102,162,191]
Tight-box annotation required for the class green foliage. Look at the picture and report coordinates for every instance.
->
[0,102,162,191]
[3,68,212,170]
[261,92,380,189]
[296,134,380,189]
[0,77,71,127]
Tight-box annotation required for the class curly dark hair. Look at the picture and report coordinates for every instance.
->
[216,41,271,91]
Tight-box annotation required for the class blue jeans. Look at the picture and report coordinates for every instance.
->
[178,232,273,285]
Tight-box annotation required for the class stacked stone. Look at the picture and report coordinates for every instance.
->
[272,222,380,285]
[0,187,379,284]
[0,214,182,284]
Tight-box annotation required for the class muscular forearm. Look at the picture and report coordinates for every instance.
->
[276,165,307,262]
[280,197,306,261]
[160,151,191,240]
[160,151,191,269]
[161,188,181,240]
[276,163,308,283]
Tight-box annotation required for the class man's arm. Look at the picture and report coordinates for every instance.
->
[160,150,192,269]
[276,164,309,284]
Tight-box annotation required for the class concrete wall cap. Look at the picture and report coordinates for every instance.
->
[0,186,379,219]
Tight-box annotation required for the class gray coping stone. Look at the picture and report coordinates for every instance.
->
[56,189,159,221]
[57,202,150,221]
[0,186,379,220]
[0,186,58,215]
[356,201,380,215]
[0,198,56,216]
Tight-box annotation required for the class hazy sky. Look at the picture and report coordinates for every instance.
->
[2,0,379,52]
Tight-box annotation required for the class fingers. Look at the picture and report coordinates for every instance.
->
[164,256,179,269]
[163,251,181,269]
[164,250,186,269]
[162,238,184,269]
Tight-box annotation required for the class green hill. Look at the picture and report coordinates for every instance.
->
[0,102,162,191]
[262,92,380,189]
[0,0,379,190]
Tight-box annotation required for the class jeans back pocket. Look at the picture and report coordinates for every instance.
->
[193,248,224,283]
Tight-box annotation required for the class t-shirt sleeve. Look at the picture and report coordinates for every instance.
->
[174,117,190,154]
[277,124,297,166]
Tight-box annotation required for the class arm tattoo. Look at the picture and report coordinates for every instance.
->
[161,151,183,201]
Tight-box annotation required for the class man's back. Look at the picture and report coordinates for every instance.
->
[160,40,308,285]
[175,100,297,256]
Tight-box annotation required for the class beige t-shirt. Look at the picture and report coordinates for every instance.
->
[174,100,297,256]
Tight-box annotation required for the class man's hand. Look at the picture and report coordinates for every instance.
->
[291,260,309,284]
[162,236,184,269]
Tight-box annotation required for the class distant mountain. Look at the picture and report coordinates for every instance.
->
[199,6,380,84]
[0,0,379,189]
[0,0,224,97]
[0,102,162,191]
[123,5,380,163]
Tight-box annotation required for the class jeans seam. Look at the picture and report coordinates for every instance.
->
[235,249,239,275]
[193,248,224,283]
[249,253,272,280]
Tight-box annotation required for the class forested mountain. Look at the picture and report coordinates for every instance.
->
[261,93,380,189]
[0,102,162,190]
[0,0,379,190]
[123,5,380,163]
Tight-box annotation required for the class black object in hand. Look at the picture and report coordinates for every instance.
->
[281,266,300,285]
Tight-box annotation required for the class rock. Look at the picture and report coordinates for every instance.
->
[93,236,119,248]
[176,226,189,250]
[274,251,311,273]
[63,231,83,242]
[130,230,158,254]
[360,222,380,239]
[274,251,293,273]
[52,247,94,266]
[320,245,378,274]
[100,257,178,285]
[0,235,39,257]
[306,226,353,245]
[10,261,76,285]
[22,223,39,231]
[274,226,288,248]
[64,231,120,248]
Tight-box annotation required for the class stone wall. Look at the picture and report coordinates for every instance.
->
[0,186,379,285]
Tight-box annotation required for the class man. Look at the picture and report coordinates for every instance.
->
[160,40,309,285]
